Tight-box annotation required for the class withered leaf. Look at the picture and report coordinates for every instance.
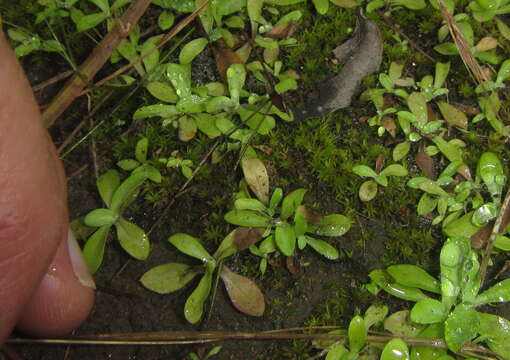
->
[438,101,468,129]
[286,256,300,274]
[293,9,382,121]
[221,265,265,317]
[375,154,386,174]
[451,102,480,116]
[241,157,269,204]
[415,141,436,179]
[214,44,244,81]
[297,205,324,224]
[234,227,265,251]
[471,224,492,250]
[267,22,298,40]
[381,116,397,137]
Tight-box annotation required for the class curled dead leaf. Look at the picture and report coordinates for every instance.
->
[214,45,244,81]
[221,265,265,317]
[297,205,324,224]
[451,102,480,116]
[381,116,397,137]
[375,154,386,174]
[267,22,298,40]
[286,256,300,275]
[471,224,492,250]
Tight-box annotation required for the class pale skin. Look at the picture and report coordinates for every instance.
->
[0,27,95,344]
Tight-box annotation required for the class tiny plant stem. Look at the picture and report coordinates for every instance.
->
[33,70,74,93]
[204,262,223,326]
[80,0,213,97]
[42,0,152,127]
[479,188,510,287]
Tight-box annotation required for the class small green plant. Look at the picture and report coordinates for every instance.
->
[141,228,266,324]
[469,0,510,22]
[187,346,222,360]
[224,156,352,267]
[352,162,408,201]
[116,136,162,181]
[367,238,510,359]
[82,168,159,273]
[159,150,195,179]
[7,28,65,57]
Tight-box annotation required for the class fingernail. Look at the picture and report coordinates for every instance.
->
[67,229,96,289]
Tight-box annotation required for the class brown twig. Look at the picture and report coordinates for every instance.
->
[479,188,510,287]
[79,0,212,97]
[33,70,74,93]
[42,0,152,127]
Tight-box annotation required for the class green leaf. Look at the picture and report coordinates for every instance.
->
[352,165,378,178]
[369,270,431,302]
[384,310,423,337]
[305,237,339,260]
[472,203,497,227]
[275,223,296,256]
[443,211,481,238]
[84,208,118,227]
[444,305,479,353]
[393,142,411,161]
[364,304,389,330]
[432,136,462,162]
[117,159,140,171]
[434,62,450,89]
[140,35,161,73]
[195,113,222,138]
[167,63,192,99]
[387,265,440,293]
[140,263,200,294]
[115,218,150,260]
[410,324,447,360]
[133,104,179,119]
[158,11,175,30]
[185,269,213,324]
[410,299,446,324]
[417,193,438,216]
[227,64,246,104]
[110,171,149,213]
[312,214,352,237]
[494,235,510,251]
[477,152,505,199]
[247,0,264,23]
[168,233,215,263]
[381,338,410,360]
[152,0,195,12]
[437,101,467,129]
[178,116,197,142]
[135,137,149,163]
[75,12,108,32]
[348,315,367,352]
[89,0,110,13]
[407,92,428,127]
[281,188,307,220]
[220,265,265,316]
[97,169,120,207]
[474,279,510,305]
[83,225,111,274]
[311,0,330,13]
[179,37,208,65]
[478,312,510,359]
[359,180,378,201]
[235,198,268,213]
[275,77,297,94]
[380,164,408,177]
[224,210,271,227]
[215,0,246,16]
[325,343,347,360]
[269,188,283,211]
[146,82,179,103]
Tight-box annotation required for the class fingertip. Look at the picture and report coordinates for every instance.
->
[16,231,95,336]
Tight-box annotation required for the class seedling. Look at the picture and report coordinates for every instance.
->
[159,150,195,179]
[70,0,133,32]
[352,162,408,201]
[225,156,351,268]
[368,238,510,359]
[117,136,162,182]
[188,346,222,360]
[7,28,65,57]
[141,228,266,324]
[82,168,159,273]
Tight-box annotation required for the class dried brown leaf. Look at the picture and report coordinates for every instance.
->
[471,224,492,250]
[267,22,298,40]
[241,157,269,204]
[297,205,324,224]
[475,37,499,52]
[286,256,300,274]
[214,44,243,81]
[381,116,397,137]
[293,10,382,120]
[451,102,480,115]
[233,227,265,251]
[221,265,265,317]
[415,141,436,179]
[375,154,386,174]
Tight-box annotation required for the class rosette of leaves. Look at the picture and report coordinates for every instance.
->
[367,238,510,358]
[140,228,266,324]
[159,150,194,179]
[474,60,510,136]
[440,152,507,238]
[468,0,510,22]
[435,14,500,64]
[315,305,388,359]
[352,163,408,201]
[116,137,162,182]
[224,156,351,267]
[82,168,159,273]
[70,0,133,32]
